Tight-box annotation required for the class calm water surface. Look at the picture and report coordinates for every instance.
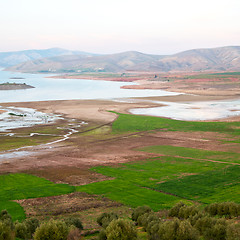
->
[0,70,179,102]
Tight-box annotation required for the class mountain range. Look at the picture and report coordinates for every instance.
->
[0,48,94,68]
[3,46,240,73]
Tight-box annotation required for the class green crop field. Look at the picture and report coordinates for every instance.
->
[111,112,240,136]
[140,145,240,163]
[77,153,239,210]
[77,113,240,211]
[0,173,75,221]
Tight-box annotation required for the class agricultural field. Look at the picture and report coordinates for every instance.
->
[0,111,239,238]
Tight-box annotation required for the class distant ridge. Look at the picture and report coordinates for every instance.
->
[0,48,96,68]
[5,46,240,73]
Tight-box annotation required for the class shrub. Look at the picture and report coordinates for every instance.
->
[15,221,28,239]
[176,220,199,240]
[137,212,159,230]
[24,218,40,239]
[156,218,199,240]
[147,221,161,240]
[0,210,12,222]
[67,227,81,240]
[158,218,180,240]
[0,221,14,240]
[131,206,152,222]
[105,219,137,240]
[0,210,14,230]
[168,202,186,218]
[64,217,83,231]
[203,221,227,240]
[189,212,208,226]
[226,222,240,240]
[178,205,199,219]
[98,230,107,240]
[205,202,240,217]
[34,220,69,240]
[97,213,118,229]
[194,215,217,235]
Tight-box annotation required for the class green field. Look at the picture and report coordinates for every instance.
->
[77,113,240,210]
[77,154,239,209]
[140,145,240,163]
[112,112,240,136]
[0,173,75,221]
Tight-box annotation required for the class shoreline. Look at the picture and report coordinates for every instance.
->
[49,72,240,98]
[1,94,240,124]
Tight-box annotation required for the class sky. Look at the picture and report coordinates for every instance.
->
[0,0,239,54]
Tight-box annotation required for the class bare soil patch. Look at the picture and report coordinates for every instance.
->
[17,192,131,230]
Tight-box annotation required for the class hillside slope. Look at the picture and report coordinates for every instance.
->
[0,48,94,68]
[5,46,240,73]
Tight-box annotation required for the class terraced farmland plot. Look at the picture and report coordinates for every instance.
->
[0,173,75,220]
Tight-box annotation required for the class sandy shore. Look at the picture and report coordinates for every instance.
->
[0,99,162,123]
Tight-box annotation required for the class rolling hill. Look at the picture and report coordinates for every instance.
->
[5,46,240,73]
[0,48,95,68]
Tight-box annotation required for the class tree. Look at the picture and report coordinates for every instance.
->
[34,220,69,240]
[0,221,14,240]
[105,219,137,240]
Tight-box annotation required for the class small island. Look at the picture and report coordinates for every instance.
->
[0,82,34,90]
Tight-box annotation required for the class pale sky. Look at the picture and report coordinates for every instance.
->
[0,0,239,54]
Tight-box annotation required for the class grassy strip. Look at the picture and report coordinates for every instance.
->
[140,145,240,163]
[0,135,61,151]
[111,113,240,136]
[0,173,75,220]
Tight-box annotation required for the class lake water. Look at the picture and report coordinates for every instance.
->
[0,70,179,102]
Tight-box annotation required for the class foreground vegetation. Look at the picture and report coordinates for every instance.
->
[1,201,240,240]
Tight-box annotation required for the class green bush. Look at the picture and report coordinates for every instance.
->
[205,202,240,217]
[24,218,40,239]
[131,206,152,222]
[64,217,83,231]
[168,202,186,218]
[226,222,240,240]
[97,213,118,229]
[15,221,28,239]
[137,212,159,230]
[189,212,208,226]
[157,218,199,240]
[34,220,69,240]
[98,229,107,240]
[146,221,161,240]
[203,221,227,240]
[0,210,14,230]
[0,221,14,240]
[105,219,137,240]
[178,205,199,219]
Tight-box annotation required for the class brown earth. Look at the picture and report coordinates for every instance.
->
[0,80,239,223]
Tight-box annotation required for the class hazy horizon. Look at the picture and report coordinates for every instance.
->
[1,0,239,55]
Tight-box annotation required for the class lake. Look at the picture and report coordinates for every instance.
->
[0,70,179,102]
